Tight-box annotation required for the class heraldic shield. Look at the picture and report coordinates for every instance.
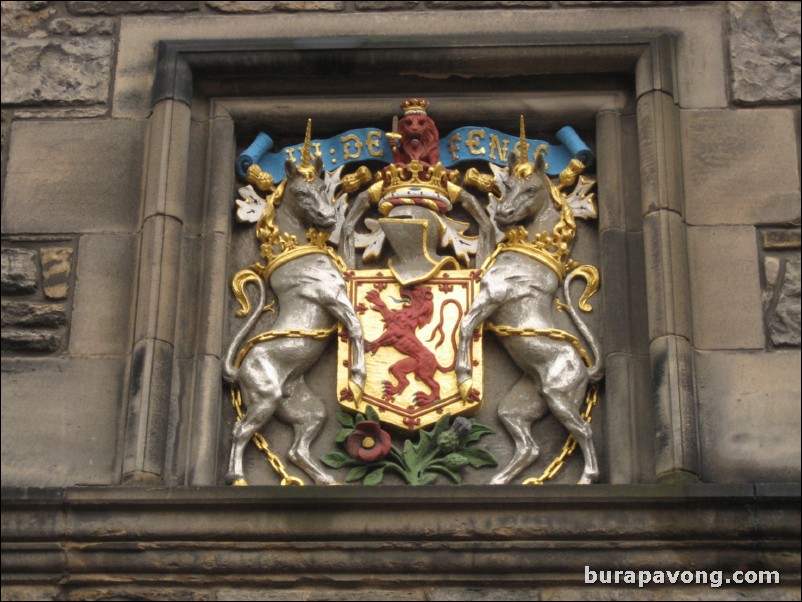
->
[336,270,483,431]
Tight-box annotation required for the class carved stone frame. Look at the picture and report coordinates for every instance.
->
[120,34,695,487]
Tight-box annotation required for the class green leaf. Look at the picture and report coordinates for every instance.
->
[321,451,352,468]
[335,428,353,443]
[464,421,495,444]
[354,413,365,424]
[429,464,462,484]
[414,473,437,486]
[336,412,355,428]
[415,428,435,457]
[363,467,385,485]
[431,414,451,438]
[460,447,499,468]
[345,465,369,482]
[365,405,380,422]
[402,439,420,474]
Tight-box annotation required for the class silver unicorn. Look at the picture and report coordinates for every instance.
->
[456,137,603,485]
[223,124,366,486]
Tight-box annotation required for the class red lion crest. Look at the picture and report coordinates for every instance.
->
[393,113,441,166]
[364,286,460,406]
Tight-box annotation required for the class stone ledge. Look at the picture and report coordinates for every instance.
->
[1,484,799,587]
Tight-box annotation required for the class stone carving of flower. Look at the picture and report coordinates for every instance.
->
[346,421,392,462]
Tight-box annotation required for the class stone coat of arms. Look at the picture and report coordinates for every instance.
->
[224,99,602,487]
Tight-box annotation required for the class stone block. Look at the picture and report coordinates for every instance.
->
[603,353,653,484]
[427,589,540,601]
[40,246,72,300]
[123,337,175,478]
[131,216,183,346]
[642,210,692,342]
[650,335,698,478]
[141,100,192,222]
[3,119,145,234]
[426,1,548,7]
[686,225,764,350]
[767,255,801,347]
[206,1,275,11]
[12,106,108,119]
[681,108,800,226]
[355,1,420,10]
[47,17,115,35]
[728,1,801,104]
[1,301,66,328]
[1,247,38,294]
[67,1,200,14]
[762,228,801,250]
[0,329,62,352]
[69,234,137,356]
[0,357,124,486]
[275,1,345,10]
[596,112,641,233]
[1,38,112,106]
[0,1,54,35]
[637,92,682,215]
[696,350,801,482]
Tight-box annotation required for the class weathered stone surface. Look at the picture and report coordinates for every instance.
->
[768,255,801,347]
[762,227,802,249]
[1,301,65,328]
[651,335,699,478]
[681,108,800,226]
[687,225,764,350]
[728,1,801,104]
[69,234,136,356]
[696,349,801,482]
[0,1,54,36]
[12,106,108,119]
[428,588,540,601]
[642,210,692,342]
[1,247,38,294]
[66,1,199,14]
[0,329,61,352]
[542,587,802,601]
[47,17,115,36]
[0,586,62,602]
[765,256,781,288]
[274,1,345,10]
[355,1,419,9]
[213,590,304,601]
[0,38,112,106]
[40,246,72,300]
[205,1,274,11]
[3,119,145,234]
[1,358,124,485]
[427,1,548,7]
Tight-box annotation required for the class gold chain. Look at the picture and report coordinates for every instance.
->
[522,385,598,485]
[229,387,304,486]
[231,325,337,486]
[485,322,592,366]
[235,326,337,367]
[484,321,599,485]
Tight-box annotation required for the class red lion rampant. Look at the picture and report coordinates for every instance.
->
[364,286,461,406]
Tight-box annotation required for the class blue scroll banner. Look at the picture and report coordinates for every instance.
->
[237,126,593,184]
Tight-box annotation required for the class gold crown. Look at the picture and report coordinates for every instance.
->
[371,161,460,216]
[401,98,429,116]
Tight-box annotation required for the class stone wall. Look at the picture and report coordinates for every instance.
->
[1,1,800,600]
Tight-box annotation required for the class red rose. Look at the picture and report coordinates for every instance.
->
[346,421,392,462]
